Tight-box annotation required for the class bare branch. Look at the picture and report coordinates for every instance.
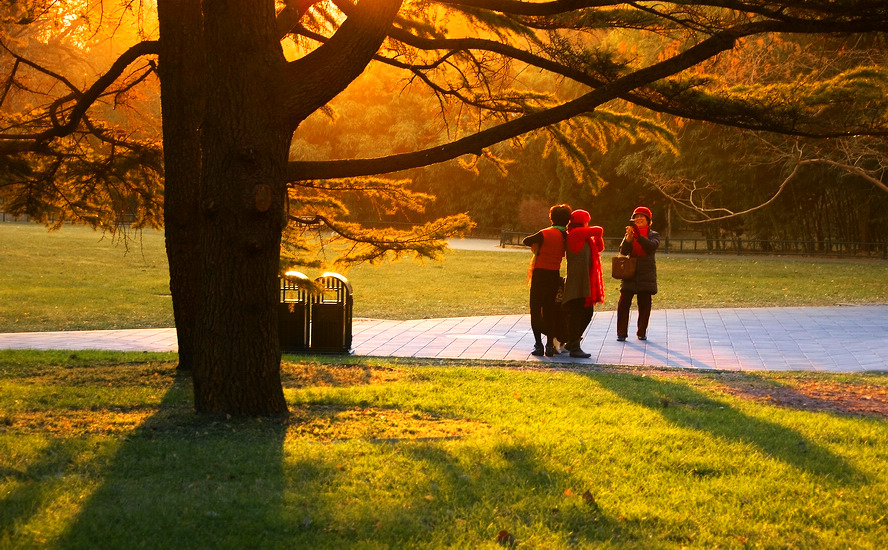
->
[0,40,159,142]
[654,162,803,223]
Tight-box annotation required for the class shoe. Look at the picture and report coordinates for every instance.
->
[545,344,556,357]
[531,344,545,356]
[616,336,627,342]
[638,335,647,341]
[570,348,592,358]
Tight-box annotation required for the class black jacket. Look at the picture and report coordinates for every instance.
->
[618,229,660,294]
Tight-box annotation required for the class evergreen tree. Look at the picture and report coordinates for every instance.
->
[2,1,887,415]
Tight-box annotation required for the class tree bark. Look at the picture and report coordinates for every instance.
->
[153,0,402,415]
[157,0,204,372]
[191,0,290,415]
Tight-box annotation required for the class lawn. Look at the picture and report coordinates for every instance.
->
[2,351,888,549]
[2,223,888,548]
[1,223,886,331]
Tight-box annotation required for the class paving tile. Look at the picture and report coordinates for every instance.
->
[2,306,887,372]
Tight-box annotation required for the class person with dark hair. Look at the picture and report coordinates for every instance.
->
[616,206,660,341]
[522,204,572,356]
[561,209,605,358]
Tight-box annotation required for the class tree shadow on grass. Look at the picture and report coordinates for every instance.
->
[1,434,94,543]
[45,371,290,549]
[714,370,888,419]
[279,439,638,547]
[270,362,674,546]
[44,360,409,548]
[589,372,865,485]
[8,358,865,547]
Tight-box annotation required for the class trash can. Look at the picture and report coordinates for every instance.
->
[309,272,353,354]
[279,271,311,353]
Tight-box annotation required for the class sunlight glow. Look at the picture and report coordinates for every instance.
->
[33,0,158,49]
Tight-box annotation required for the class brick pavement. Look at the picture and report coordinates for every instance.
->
[1,305,886,372]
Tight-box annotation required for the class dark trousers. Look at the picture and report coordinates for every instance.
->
[563,298,594,348]
[617,291,653,338]
[529,269,563,345]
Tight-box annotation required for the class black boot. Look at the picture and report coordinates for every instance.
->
[545,339,556,357]
[568,340,591,359]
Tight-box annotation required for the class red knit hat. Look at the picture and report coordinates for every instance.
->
[630,206,652,222]
[570,210,592,227]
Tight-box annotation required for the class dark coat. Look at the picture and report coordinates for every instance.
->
[562,240,592,305]
[619,229,660,295]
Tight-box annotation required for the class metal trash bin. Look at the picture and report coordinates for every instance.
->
[309,272,353,354]
[279,271,311,353]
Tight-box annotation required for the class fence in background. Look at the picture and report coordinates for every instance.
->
[0,212,30,222]
[6,215,884,259]
[500,231,888,259]
[0,212,138,224]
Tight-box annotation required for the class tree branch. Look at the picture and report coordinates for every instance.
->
[0,40,159,142]
[282,0,403,125]
[808,158,888,194]
[287,23,761,180]
[656,162,802,223]
[275,0,323,40]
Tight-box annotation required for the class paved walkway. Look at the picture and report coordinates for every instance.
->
[1,305,886,372]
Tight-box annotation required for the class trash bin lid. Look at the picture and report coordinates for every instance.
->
[317,272,352,293]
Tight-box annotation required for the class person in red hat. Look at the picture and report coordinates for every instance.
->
[561,209,605,358]
[522,204,572,356]
[616,206,660,341]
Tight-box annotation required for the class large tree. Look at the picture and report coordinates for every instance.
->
[2,1,887,415]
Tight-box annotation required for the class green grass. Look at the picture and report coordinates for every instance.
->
[2,225,888,547]
[347,250,888,318]
[1,223,886,331]
[2,352,888,548]
[0,224,172,332]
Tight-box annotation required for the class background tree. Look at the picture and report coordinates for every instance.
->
[619,31,888,242]
[2,1,887,415]
[0,1,162,231]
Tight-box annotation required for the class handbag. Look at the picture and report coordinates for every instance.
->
[611,255,637,279]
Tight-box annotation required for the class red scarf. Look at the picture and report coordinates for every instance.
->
[568,226,605,307]
[632,226,649,257]
[586,245,605,307]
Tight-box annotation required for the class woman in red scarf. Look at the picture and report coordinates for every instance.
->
[617,206,660,341]
[561,209,605,358]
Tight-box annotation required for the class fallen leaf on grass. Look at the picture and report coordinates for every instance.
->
[496,529,515,546]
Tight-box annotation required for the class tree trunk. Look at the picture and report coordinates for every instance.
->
[157,0,204,372]
[155,0,400,415]
[191,0,289,415]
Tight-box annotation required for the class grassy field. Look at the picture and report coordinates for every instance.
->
[0,224,172,332]
[1,223,886,331]
[2,351,888,549]
[3,223,888,548]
